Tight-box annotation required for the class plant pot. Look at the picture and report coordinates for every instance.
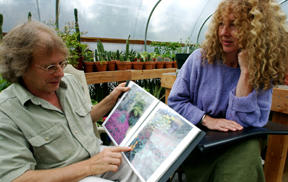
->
[108,60,116,71]
[156,62,165,69]
[116,61,128,70]
[175,53,190,69]
[151,62,156,69]
[132,62,144,70]
[172,61,177,68]
[84,61,94,72]
[165,61,173,68]
[95,62,108,72]
[144,62,154,69]
[77,56,84,70]
[126,62,132,70]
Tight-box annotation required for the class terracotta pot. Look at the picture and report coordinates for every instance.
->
[116,61,128,70]
[77,55,84,70]
[126,62,132,70]
[132,62,144,70]
[144,62,154,69]
[156,62,165,69]
[84,61,94,72]
[172,61,177,68]
[165,61,173,68]
[108,60,116,71]
[95,62,108,72]
[151,62,156,69]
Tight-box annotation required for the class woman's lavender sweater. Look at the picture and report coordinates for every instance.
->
[168,49,272,127]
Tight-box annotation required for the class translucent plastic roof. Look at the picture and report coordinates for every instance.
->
[1,0,288,45]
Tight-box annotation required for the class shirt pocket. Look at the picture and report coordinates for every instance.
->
[28,124,78,168]
[74,104,94,131]
[74,104,102,151]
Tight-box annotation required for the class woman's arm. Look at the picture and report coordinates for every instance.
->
[226,50,272,127]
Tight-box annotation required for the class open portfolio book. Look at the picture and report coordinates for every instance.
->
[103,81,205,182]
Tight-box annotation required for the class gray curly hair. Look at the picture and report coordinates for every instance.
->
[0,21,68,83]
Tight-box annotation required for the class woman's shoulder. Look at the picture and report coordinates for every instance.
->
[184,48,204,68]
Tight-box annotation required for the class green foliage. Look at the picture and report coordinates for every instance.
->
[91,99,98,105]
[140,51,150,62]
[28,12,32,21]
[0,75,10,92]
[74,8,80,42]
[150,40,200,59]
[116,50,120,60]
[150,41,182,59]
[125,34,130,61]
[96,40,106,62]
[135,79,165,102]
[132,100,144,117]
[57,22,91,65]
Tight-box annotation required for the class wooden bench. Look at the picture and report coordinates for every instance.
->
[161,72,288,182]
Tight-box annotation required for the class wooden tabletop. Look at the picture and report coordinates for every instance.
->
[85,68,176,84]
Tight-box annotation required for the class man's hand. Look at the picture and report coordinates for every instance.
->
[90,82,130,122]
[201,115,243,132]
[109,82,130,103]
[86,146,132,175]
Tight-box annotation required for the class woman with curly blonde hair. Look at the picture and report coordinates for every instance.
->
[168,0,288,181]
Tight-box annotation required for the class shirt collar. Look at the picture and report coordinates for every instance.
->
[14,79,68,106]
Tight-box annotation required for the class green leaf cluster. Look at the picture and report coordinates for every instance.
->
[0,75,10,92]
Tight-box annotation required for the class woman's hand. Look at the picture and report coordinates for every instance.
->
[238,49,249,72]
[86,146,132,175]
[201,115,243,132]
[236,49,253,96]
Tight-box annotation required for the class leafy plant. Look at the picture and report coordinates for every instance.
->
[150,41,182,59]
[28,12,32,21]
[0,75,10,92]
[96,40,106,62]
[56,22,90,66]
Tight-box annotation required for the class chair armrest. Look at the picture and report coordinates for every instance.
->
[197,121,288,152]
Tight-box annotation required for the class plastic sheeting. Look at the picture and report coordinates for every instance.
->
[0,0,287,45]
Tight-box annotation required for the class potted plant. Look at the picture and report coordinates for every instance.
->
[125,35,132,70]
[132,53,144,70]
[155,55,164,69]
[116,53,128,70]
[164,57,173,68]
[82,48,95,72]
[107,51,116,71]
[141,52,153,69]
[116,35,132,70]
[95,40,108,72]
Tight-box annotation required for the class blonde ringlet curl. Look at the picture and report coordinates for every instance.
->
[201,0,288,90]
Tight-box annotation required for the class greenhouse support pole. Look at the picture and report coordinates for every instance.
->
[144,0,162,51]
[56,0,60,29]
[196,14,212,44]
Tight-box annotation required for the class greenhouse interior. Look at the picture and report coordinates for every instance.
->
[1,0,288,182]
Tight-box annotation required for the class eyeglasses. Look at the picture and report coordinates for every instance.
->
[35,60,68,74]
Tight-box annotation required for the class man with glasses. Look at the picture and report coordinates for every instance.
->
[0,21,140,182]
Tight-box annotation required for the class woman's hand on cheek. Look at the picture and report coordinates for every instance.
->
[238,49,249,72]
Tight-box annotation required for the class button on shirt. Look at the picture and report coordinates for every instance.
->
[0,74,101,181]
